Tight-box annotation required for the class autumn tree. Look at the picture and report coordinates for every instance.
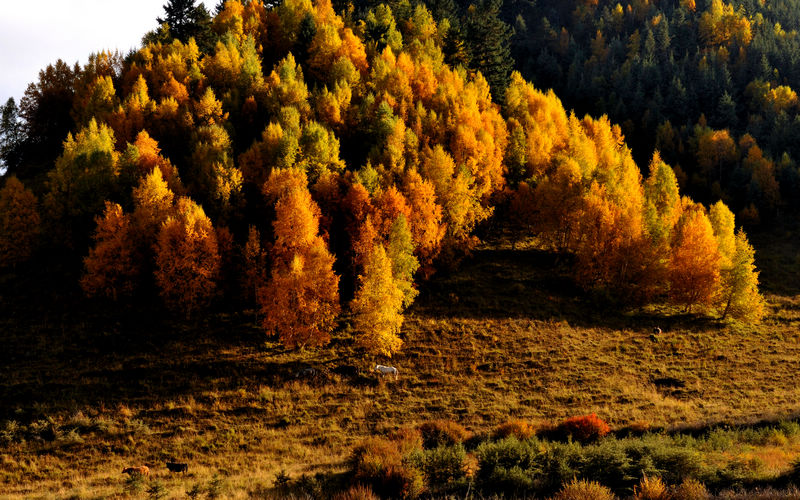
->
[131,166,175,244]
[258,174,340,348]
[644,152,682,252]
[0,176,41,268]
[121,130,183,194]
[386,214,419,307]
[719,229,765,321]
[190,123,243,218]
[154,196,220,317]
[708,200,735,266]
[352,244,405,357]
[81,202,138,300]
[45,119,120,242]
[668,205,722,312]
[240,225,268,305]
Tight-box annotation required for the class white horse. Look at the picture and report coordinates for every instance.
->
[375,364,398,380]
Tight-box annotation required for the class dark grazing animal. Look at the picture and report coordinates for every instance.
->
[122,465,150,476]
[166,461,189,473]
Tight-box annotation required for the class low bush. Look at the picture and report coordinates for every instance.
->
[493,420,535,440]
[418,420,471,449]
[409,444,467,493]
[349,437,424,499]
[581,440,635,493]
[551,478,617,500]
[555,414,611,443]
[476,437,541,496]
[390,426,423,455]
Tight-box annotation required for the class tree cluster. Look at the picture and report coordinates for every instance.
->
[0,0,766,358]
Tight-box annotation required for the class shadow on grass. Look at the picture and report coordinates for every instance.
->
[414,246,721,333]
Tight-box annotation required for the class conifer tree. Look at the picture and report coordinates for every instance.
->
[719,229,765,321]
[81,202,138,300]
[0,176,40,268]
[386,214,419,307]
[259,182,340,348]
[352,244,405,357]
[669,206,722,312]
[154,196,220,318]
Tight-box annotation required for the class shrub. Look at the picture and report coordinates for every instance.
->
[146,480,168,500]
[410,445,467,491]
[476,437,541,496]
[650,446,703,485]
[332,484,380,500]
[418,420,471,449]
[551,478,617,500]
[390,426,424,455]
[634,476,670,500]
[673,478,710,500]
[493,420,535,440]
[581,440,635,493]
[555,414,611,442]
[538,441,582,494]
[349,437,423,499]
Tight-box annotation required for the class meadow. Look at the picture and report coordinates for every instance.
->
[1,223,800,499]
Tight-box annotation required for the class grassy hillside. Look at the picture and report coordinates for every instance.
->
[1,227,800,498]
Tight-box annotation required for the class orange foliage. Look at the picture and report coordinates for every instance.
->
[154,197,220,317]
[259,179,340,348]
[81,202,138,300]
[555,414,611,442]
[669,205,722,311]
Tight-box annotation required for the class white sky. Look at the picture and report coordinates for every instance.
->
[0,1,170,104]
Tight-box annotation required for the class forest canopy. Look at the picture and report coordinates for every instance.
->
[0,0,766,357]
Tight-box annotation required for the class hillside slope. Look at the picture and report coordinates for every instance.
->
[1,230,798,498]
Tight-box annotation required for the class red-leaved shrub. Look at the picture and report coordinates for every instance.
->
[555,413,611,442]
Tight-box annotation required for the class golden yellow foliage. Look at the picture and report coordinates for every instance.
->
[352,244,405,357]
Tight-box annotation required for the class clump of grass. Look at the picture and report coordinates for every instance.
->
[673,478,710,500]
[331,484,380,500]
[551,478,617,500]
[474,437,541,496]
[124,472,146,495]
[389,426,423,455]
[408,444,468,493]
[633,475,670,500]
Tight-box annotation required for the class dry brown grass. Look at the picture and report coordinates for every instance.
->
[1,231,800,498]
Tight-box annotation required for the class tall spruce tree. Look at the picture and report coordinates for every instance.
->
[464,0,513,101]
